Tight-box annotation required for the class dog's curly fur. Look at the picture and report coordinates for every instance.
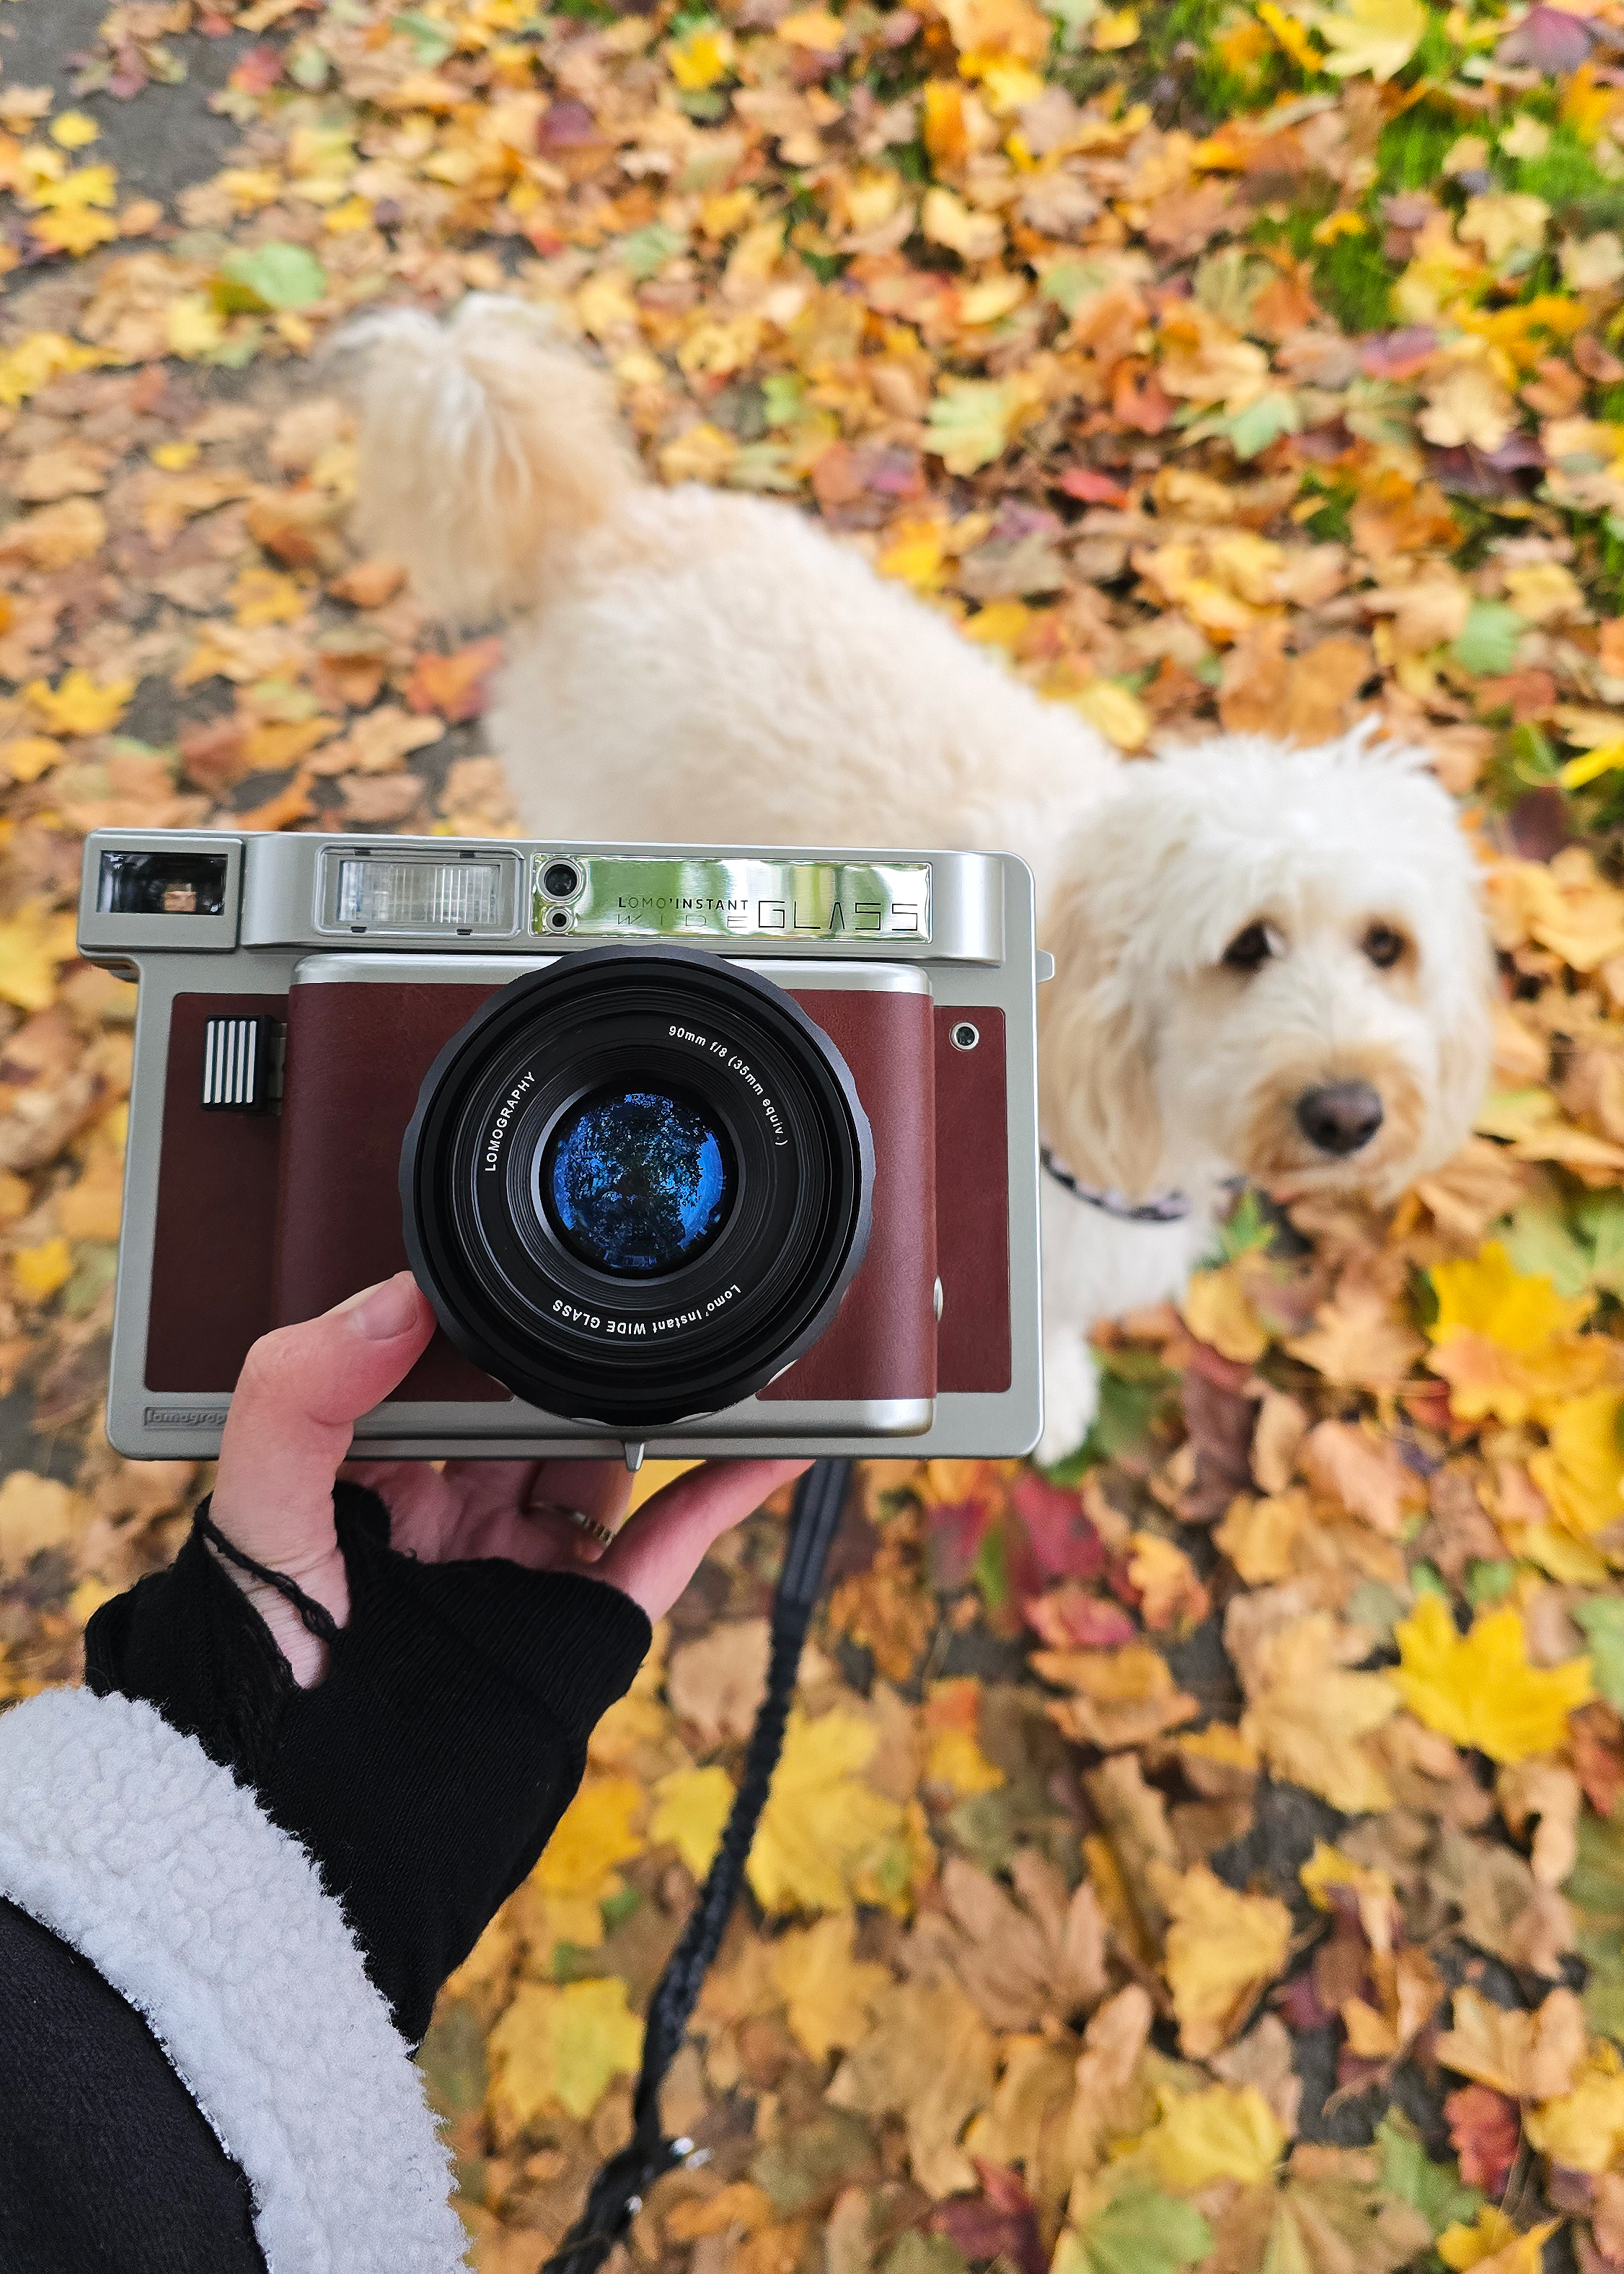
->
[345,295,1496,1460]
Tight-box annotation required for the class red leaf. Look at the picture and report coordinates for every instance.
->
[1007,1471,1104,1582]
[1059,467,1129,506]
[538,100,599,152]
[230,44,284,94]
[405,637,503,723]
[1023,1581,1136,1649]
[1446,2083,1522,2194]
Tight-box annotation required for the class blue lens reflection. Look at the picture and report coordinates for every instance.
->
[542,1087,734,1276]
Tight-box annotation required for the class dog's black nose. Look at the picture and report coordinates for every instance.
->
[1297,1081,1384,1155]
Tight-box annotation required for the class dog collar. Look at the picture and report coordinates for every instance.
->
[1041,1146,1192,1224]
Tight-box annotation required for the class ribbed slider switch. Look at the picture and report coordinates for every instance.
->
[200,1014,281,1113]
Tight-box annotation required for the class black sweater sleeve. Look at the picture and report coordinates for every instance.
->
[0,1895,266,2274]
[84,1480,653,2044]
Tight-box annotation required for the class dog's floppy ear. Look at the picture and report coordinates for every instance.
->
[1038,862,1165,1202]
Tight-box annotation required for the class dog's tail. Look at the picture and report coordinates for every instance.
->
[339,294,636,625]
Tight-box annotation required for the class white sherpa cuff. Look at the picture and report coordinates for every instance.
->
[0,1685,466,2274]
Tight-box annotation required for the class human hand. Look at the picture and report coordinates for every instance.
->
[211,1271,808,1683]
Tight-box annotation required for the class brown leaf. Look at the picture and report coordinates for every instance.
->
[936,1850,1106,2030]
[404,637,504,723]
[1436,1983,1586,2101]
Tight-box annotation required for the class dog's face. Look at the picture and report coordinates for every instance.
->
[1037,731,1495,1204]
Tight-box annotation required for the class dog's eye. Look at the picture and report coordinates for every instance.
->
[1363,923,1409,971]
[1222,922,1276,974]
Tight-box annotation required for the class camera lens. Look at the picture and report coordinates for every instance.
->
[401,948,873,1429]
[542,1084,735,1275]
[541,859,582,900]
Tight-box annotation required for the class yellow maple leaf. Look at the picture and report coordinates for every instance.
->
[0,904,79,1012]
[24,667,134,739]
[1393,1595,1593,1764]
[534,1776,645,1899]
[48,112,100,150]
[1161,1862,1292,2058]
[748,1706,906,1914]
[1426,1240,1597,1425]
[0,736,63,785]
[1257,0,1323,70]
[0,332,102,409]
[1526,2038,1624,2173]
[1317,0,1426,81]
[11,1237,72,1303]
[666,25,735,89]
[30,162,117,213]
[1180,1262,1269,1362]
[487,1977,643,2131]
[1140,2081,1287,2190]
[1437,2208,1558,2272]
[650,1763,734,1879]
[1071,677,1153,754]
[167,294,227,359]
[1528,1389,1624,1542]
[0,1471,84,1574]
[32,206,118,257]
[230,566,307,627]
[770,1914,891,2061]
[878,519,948,593]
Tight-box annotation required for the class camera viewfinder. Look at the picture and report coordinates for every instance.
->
[97,850,229,917]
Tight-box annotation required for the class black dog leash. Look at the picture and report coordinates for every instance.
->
[542,1457,852,2274]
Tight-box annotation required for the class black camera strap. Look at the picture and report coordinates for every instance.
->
[541,1457,852,2274]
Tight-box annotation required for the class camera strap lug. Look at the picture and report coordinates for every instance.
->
[621,1441,645,1472]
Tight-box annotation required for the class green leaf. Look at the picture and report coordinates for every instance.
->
[1375,2110,1483,2236]
[1568,1810,1624,2043]
[393,9,456,61]
[1575,1596,1624,1713]
[1465,1558,1517,1608]
[1219,1186,1276,1261]
[972,1514,1009,1610]
[1064,2185,1214,2274]
[617,221,685,281]
[1227,391,1300,460]
[216,242,329,312]
[761,373,806,428]
[878,2238,968,2274]
[1450,601,1524,677]
[1500,1194,1596,1299]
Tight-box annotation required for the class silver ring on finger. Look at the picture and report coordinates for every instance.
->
[529,1498,616,1549]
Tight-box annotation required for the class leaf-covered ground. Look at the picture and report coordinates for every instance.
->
[4,0,1624,2267]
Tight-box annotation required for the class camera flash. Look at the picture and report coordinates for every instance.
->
[335,856,504,933]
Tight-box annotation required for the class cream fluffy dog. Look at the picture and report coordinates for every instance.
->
[345,296,1494,1461]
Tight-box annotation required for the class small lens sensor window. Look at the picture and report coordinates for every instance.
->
[541,1085,736,1277]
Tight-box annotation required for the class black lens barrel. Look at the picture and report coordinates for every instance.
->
[400,948,873,1429]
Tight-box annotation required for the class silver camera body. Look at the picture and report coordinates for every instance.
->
[79,829,1044,1466]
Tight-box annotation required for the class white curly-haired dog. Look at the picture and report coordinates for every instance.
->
[345,296,1495,1462]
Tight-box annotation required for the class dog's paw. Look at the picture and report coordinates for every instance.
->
[1036,1336,1099,1468]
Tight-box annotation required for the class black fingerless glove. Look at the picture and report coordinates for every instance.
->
[84,1483,651,2045]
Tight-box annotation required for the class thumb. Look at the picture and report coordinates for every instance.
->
[211,1272,436,1605]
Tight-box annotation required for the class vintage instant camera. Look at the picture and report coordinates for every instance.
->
[79,830,1044,1466]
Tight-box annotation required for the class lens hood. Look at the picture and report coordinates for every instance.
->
[400,946,874,1429]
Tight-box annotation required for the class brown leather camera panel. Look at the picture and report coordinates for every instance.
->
[932,1007,1011,1394]
[273,979,940,1408]
[146,979,1008,1411]
[146,992,288,1391]
[757,988,936,1404]
[272,982,507,1401]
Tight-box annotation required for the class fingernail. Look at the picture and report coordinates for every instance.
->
[345,1273,423,1340]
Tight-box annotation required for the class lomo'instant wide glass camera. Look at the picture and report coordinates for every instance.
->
[79,830,1044,1465]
